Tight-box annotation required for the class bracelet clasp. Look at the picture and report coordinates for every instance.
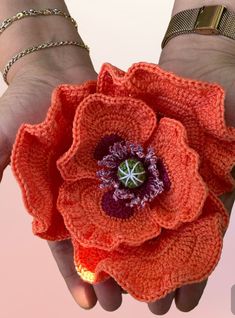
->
[194,5,225,35]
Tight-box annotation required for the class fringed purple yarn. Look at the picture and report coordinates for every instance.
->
[97,141,170,208]
[101,190,135,219]
[113,146,165,208]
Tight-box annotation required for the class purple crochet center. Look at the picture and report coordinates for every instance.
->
[101,190,134,219]
[93,134,123,160]
[97,141,170,210]
[157,159,171,191]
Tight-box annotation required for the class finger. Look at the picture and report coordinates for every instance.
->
[93,277,122,311]
[175,279,207,312]
[220,167,235,214]
[121,287,128,294]
[148,291,175,315]
[220,191,235,217]
[0,125,12,182]
[48,240,97,310]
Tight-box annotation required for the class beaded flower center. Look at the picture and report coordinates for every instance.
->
[117,159,146,189]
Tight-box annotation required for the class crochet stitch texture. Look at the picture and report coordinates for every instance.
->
[11,62,234,302]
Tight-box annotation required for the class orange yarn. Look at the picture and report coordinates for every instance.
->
[73,192,228,302]
[11,81,96,240]
[10,62,233,302]
[56,103,206,250]
[97,62,235,195]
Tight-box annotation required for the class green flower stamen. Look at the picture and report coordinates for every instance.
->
[117,159,147,189]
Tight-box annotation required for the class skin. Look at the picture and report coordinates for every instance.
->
[0,0,234,314]
[147,0,235,314]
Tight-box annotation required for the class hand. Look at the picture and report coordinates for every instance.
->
[0,48,126,311]
[146,34,235,315]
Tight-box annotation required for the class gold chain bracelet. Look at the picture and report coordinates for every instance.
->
[0,8,90,85]
[3,40,90,85]
[0,8,78,34]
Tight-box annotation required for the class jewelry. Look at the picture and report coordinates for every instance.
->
[0,8,78,34]
[3,40,89,85]
[161,5,235,48]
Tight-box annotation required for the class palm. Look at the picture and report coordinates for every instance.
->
[159,36,235,213]
[0,60,119,310]
[145,35,235,314]
[159,35,235,126]
[1,37,234,314]
[0,64,97,172]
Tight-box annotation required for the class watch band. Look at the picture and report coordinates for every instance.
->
[161,5,235,48]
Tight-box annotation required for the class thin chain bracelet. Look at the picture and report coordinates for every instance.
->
[0,8,78,34]
[2,40,90,85]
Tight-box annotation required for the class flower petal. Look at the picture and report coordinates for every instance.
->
[57,93,157,181]
[97,62,235,195]
[73,192,228,302]
[57,178,161,251]
[11,81,96,240]
[149,117,207,229]
[200,133,235,194]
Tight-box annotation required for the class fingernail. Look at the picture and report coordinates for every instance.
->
[73,285,97,310]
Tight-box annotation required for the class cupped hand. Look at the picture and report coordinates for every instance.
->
[2,35,234,316]
[0,48,124,311]
[147,34,235,315]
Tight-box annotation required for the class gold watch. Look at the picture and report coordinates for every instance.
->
[161,5,235,48]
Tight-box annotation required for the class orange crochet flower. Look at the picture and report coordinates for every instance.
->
[96,62,235,195]
[55,93,208,250]
[11,81,96,240]
[73,192,228,302]
[10,62,232,302]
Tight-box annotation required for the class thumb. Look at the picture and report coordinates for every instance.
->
[0,94,17,178]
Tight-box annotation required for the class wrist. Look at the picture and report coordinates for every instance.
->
[172,0,235,15]
[163,0,235,55]
[0,0,92,83]
[0,0,70,21]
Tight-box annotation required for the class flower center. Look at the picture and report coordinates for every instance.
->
[117,159,146,189]
[97,140,170,209]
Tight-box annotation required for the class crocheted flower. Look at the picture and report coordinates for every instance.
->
[55,93,207,250]
[10,62,231,302]
[96,62,235,196]
[11,81,96,240]
[73,191,228,302]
